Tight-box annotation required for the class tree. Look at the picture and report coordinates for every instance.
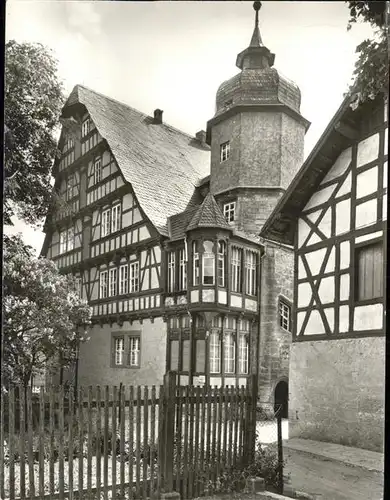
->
[5,41,65,226]
[346,1,388,108]
[3,234,91,387]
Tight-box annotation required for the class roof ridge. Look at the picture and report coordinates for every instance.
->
[76,84,197,141]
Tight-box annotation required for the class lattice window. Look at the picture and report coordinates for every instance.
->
[279,301,291,332]
[223,202,236,222]
[220,141,230,162]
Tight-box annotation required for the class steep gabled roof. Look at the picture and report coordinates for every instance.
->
[186,193,231,232]
[62,85,210,236]
[260,94,385,245]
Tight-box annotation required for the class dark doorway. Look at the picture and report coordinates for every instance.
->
[274,381,288,418]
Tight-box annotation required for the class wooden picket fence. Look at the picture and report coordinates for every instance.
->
[0,373,260,500]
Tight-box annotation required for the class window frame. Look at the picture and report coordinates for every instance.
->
[109,267,117,297]
[245,250,258,296]
[279,299,292,332]
[111,204,121,234]
[217,241,226,287]
[111,332,141,369]
[220,141,231,162]
[167,250,176,293]
[224,332,236,374]
[355,240,384,303]
[101,208,111,238]
[99,270,108,299]
[178,248,187,291]
[119,264,129,295]
[231,247,243,293]
[82,118,90,138]
[59,226,75,254]
[202,240,215,286]
[193,241,200,285]
[209,331,221,374]
[223,201,236,223]
[129,261,140,293]
[93,157,102,185]
[238,334,249,374]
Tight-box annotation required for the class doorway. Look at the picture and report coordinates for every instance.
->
[274,380,288,418]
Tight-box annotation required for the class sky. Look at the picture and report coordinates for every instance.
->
[5,0,374,255]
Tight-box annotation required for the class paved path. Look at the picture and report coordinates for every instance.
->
[284,441,384,500]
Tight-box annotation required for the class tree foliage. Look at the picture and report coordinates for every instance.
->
[5,41,65,226]
[346,1,388,108]
[3,234,91,387]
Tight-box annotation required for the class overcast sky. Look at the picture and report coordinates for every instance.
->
[5,0,373,254]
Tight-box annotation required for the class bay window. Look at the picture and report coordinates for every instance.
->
[231,247,242,292]
[203,240,215,285]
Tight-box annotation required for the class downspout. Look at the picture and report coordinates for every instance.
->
[256,245,267,394]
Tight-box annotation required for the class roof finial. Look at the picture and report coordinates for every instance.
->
[250,1,263,47]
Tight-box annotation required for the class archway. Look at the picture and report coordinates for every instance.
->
[274,381,288,418]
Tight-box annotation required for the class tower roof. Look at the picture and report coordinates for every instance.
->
[186,193,231,232]
[236,1,275,70]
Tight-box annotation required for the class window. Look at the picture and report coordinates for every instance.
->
[220,141,230,162]
[113,335,140,368]
[100,270,108,299]
[231,247,242,293]
[223,202,236,223]
[203,240,215,285]
[82,118,90,138]
[60,231,67,254]
[101,209,111,237]
[209,332,221,373]
[245,251,258,296]
[356,242,383,301]
[129,337,140,367]
[114,337,125,365]
[101,205,121,237]
[217,241,226,287]
[193,241,200,285]
[75,277,82,297]
[167,251,176,293]
[224,333,235,374]
[66,174,75,201]
[109,268,117,297]
[129,262,139,293]
[64,137,74,153]
[111,204,121,233]
[179,248,187,291]
[279,301,291,332]
[119,265,129,295]
[238,335,249,374]
[59,228,74,254]
[94,157,102,184]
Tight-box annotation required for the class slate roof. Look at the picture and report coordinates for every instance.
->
[62,85,210,236]
[186,193,232,232]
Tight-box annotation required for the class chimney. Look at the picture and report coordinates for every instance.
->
[196,130,207,145]
[153,109,163,124]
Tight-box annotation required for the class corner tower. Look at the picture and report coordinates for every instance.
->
[207,1,310,235]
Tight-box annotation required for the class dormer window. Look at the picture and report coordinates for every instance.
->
[82,117,90,138]
[202,240,215,285]
[220,141,230,162]
[223,201,236,222]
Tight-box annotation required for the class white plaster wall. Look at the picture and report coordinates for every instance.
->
[356,166,378,199]
[356,132,380,168]
[356,199,377,228]
[321,147,351,184]
[354,304,383,331]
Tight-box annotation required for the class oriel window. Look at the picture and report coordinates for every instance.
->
[217,241,226,287]
[179,248,187,291]
[231,247,243,293]
[202,240,215,285]
[193,241,200,285]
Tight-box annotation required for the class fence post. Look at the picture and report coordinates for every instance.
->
[160,371,177,493]
[277,404,284,494]
[244,374,258,466]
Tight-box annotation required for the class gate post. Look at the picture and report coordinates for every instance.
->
[244,374,258,466]
[160,371,177,493]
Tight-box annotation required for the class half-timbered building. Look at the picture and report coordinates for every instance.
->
[41,3,309,407]
[261,93,387,451]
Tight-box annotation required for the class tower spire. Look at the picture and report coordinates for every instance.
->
[249,1,263,47]
[236,1,275,70]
